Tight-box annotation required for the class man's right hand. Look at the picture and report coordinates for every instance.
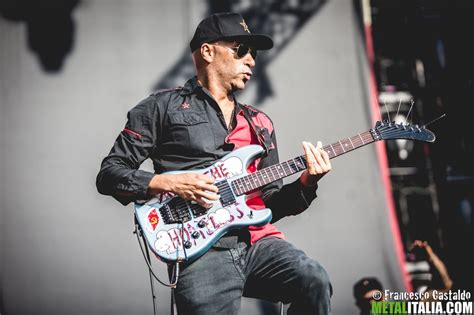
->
[148,173,219,208]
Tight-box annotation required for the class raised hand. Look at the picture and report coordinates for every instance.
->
[300,141,332,187]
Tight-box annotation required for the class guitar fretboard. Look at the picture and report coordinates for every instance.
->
[231,130,375,196]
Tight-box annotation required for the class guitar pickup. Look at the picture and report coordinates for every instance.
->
[159,199,192,224]
[216,180,235,207]
[190,203,208,217]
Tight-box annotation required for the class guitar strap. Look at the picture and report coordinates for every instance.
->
[239,104,273,157]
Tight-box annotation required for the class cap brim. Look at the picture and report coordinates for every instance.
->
[220,34,274,50]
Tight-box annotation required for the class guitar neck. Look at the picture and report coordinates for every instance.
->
[231,130,376,196]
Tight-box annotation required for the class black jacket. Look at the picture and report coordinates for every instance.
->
[96,77,317,223]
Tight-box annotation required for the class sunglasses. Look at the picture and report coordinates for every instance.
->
[213,43,258,60]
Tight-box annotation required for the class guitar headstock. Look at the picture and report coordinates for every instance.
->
[371,120,436,143]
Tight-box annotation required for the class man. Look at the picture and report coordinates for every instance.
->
[97,12,332,314]
[353,277,384,315]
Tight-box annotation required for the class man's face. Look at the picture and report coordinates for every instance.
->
[210,41,256,91]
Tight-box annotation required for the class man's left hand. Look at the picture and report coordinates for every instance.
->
[300,141,331,187]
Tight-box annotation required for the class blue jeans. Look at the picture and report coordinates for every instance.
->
[173,236,332,314]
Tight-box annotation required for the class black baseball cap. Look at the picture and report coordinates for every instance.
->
[353,277,383,300]
[190,12,273,52]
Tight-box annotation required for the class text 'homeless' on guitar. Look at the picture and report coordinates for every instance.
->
[134,120,436,263]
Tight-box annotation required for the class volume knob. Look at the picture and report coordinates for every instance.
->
[197,220,206,228]
[184,241,192,249]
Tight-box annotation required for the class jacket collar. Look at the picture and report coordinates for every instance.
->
[180,76,201,96]
[180,76,243,115]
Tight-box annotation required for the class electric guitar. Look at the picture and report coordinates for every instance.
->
[134,120,435,263]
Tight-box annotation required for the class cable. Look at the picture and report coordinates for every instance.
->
[143,232,158,315]
[134,223,180,288]
[134,217,190,315]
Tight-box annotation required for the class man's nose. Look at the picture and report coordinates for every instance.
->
[244,53,256,67]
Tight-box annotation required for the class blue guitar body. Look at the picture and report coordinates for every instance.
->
[134,145,272,263]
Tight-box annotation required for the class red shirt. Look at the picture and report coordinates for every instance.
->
[226,108,285,245]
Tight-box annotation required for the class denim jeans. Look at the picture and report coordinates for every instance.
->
[173,236,332,314]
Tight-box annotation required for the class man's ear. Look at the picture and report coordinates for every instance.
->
[200,43,214,63]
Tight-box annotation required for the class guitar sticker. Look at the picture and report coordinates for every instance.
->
[155,228,187,254]
[206,208,232,234]
[147,208,159,231]
[206,157,244,180]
